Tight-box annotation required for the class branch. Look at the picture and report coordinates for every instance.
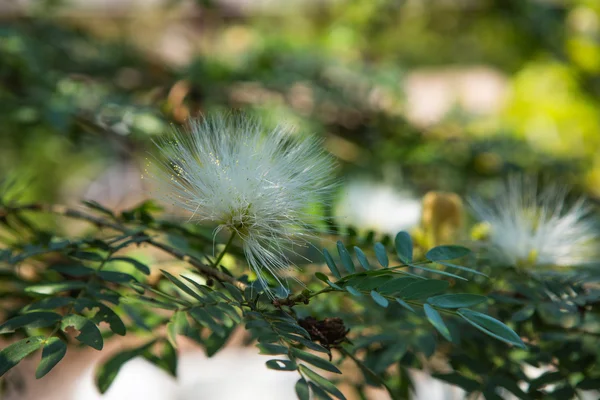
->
[1,203,247,290]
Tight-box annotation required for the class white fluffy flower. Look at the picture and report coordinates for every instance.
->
[470,177,597,268]
[151,114,335,290]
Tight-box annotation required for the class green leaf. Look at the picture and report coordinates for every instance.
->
[397,279,450,300]
[309,382,335,400]
[25,281,86,295]
[323,249,341,279]
[315,272,329,283]
[426,245,471,261]
[0,312,62,334]
[96,341,155,393]
[36,337,67,378]
[110,257,151,275]
[345,285,362,297]
[374,242,389,268]
[222,282,244,303]
[258,343,288,355]
[424,304,452,341]
[395,298,415,313]
[295,378,310,400]
[370,291,389,307]
[300,365,347,400]
[378,277,419,295]
[274,322,311,339]
[189,307,225,337]
[457,309,526,348]
[408,264,468,281]
[336,241,355,273]
[394,231,413,264]
[49,264,95,277]
[61,314,103,350]
[353,247,371,270]
[98,271,137,283]
[433,372,480,392]
[427,294,487,309]
[0,336,45,377]
[161,270,204,301]
[290,348,341,374]
[70,251,104,262]
[75,299,126,336]
[512,305,536,322]
[435,261,488,277]
[265,359,297,371]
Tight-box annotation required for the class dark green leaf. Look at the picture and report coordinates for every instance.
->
[529,371,563,391]
[458,309,525,348]
[395,298,415,313]
[290,348,341,374]
[426,246,471,261]
[512,305,536,322]
[265,359,297,371]
[98,270,137,283]
[394,232,413,264]
[36,337,67,378]
[427,294,487,309]
[110,257,151,275]
[323,249,341,279]
[222,282,244,303]
[76,299,126,336]
[0,312,62,334]
[309,382,334,400]
[0,336,44,377]
[300,365,347,400]
[374,242,389,268]
[378,277,419,295]
[123,295,179,310]
[315,272,329,283]
[70,251,104,262]
[161,270,204,301]
[370,291,389,307]
[435,261,488,277]
[258,343,288,355]
[61,314,103,350]
[408,264,468,281]
[424,304,452,341]
[189,307,225,337]
[295,378,310,400]
[398,279,450,300]
[96,341,155,393]
[49,264,95,277]
[353,247,371,270]
[336,241,355,273]
[274,322,311,339]
[433,372,480,392]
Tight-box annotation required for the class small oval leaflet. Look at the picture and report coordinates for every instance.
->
[374,242,389,268]
[424,303,452,341]
[458,308,526,348]
[371,290,389,307]
[395,231,413,263]
[426,245,471,261]
[427,294,487,309]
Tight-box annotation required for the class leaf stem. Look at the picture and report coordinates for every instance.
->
[211,231,236,269]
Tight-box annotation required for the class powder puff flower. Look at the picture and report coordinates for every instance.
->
[469,177,597,268]
[150,114,336,292]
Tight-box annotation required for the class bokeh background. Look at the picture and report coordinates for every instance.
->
[2,0,600,399]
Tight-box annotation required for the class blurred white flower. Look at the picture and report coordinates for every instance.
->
[151,114,335,290]
[470,177,597,268]
[336,181,421,235]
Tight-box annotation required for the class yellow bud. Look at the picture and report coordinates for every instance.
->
[421,191,464,247]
